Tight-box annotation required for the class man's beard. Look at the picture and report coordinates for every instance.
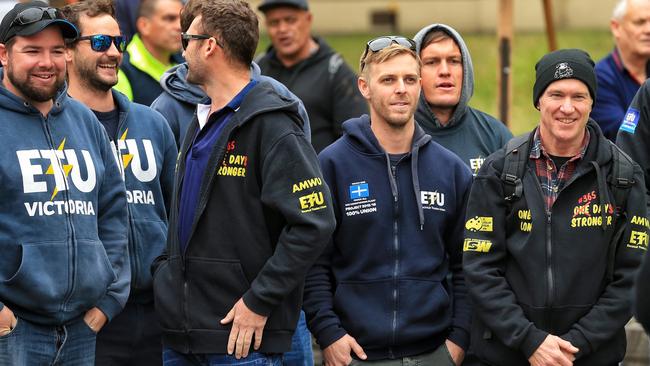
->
[7,64,64,102]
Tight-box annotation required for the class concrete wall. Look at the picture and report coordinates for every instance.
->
[251,0,618,34]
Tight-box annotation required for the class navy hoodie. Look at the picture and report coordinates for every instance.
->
[304,116,473,359]
[151,62,311,146]
[110,90,177,301]
[0,74,129,325]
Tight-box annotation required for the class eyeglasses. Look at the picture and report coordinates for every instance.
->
[360,36,417,71]
[10,7,61,28]
[181,32,213,51]
[77,34,126,53]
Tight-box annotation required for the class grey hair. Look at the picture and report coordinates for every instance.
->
[613,0,648,20]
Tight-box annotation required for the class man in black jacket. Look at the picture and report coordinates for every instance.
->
[151,1,335,365]
[463,49,648,366]
[256,0,367,153]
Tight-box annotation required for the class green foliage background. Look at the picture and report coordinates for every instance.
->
[258,30,613,135]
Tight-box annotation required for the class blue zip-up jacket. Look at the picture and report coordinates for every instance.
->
[304,116,473,359]
[111,90,176,302]
[151,62,311,147]
[0,75,129,325]
[592,48,646,141]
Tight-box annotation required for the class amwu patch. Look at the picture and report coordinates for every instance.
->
[620,108,640,134]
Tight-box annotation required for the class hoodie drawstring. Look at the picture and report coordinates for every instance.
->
[590,161,608,231]
[411,144,425,231]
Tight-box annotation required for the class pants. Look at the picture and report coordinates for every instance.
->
[163,347,283,366]
[0,316,97,366]
[348,344,455,366]
[283,311,313,366]
[95,301,162,366]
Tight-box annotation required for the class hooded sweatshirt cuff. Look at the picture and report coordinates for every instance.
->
[560,329,591,359]
[447,326,470,351]
[520,327,549,358]
[242,290,274,317]
[96,294,124,322]
[315,324,347,349]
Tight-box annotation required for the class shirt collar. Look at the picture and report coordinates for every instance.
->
[195,79,258,130]
[530,127,590,161]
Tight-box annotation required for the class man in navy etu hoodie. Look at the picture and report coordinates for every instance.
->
[304,37,472,365]
[0,2,130,365]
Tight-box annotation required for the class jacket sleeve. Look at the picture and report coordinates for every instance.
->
[241,131,336,316]
[94,127,130,321]
[151,95,182,148]
[444,167,473,350]
[617,81,650,214]
[560,164,647,359]
[635,249,650,333]
[592,67,627,140]
[463,158,549,358]
[302,156,347,349]
[330,56,368,138]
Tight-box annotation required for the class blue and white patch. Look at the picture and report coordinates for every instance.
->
[620,108,640,134]
[349,182,369,200]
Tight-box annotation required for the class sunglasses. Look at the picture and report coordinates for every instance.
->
[10,7,61,28]
[77,34,126,53]
[360,36,416,71]
[181,32,213,51]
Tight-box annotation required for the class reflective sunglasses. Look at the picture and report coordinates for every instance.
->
[181,32,213,51]
[77,34,126,53]
[360,36,416,71]
[10,7,61,27]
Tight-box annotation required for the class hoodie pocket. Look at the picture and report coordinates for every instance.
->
[68,239,116,313]
[333,280,393,347]
[152,257,183,330]
[397,279,451,344]
[185,257,250,330]
[131,219,167,291]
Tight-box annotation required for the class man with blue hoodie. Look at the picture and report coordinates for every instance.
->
[413,24,512,175]
[0,1,130,365]
[304,37,472,365]
[62,0,177,365]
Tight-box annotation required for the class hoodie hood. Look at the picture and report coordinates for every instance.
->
[413,24,474,130]
[341,115,432,229]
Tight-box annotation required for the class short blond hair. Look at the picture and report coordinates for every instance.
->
[359,44,421,79]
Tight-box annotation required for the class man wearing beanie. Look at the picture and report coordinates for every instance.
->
[463,48,648,366]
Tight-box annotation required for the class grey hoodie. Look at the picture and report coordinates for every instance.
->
[152,62,311,147]
[414,24,512,174]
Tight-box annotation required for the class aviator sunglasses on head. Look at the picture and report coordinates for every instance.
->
[10,7,61,27]
[360,36,416,70]
[77,34,126,53]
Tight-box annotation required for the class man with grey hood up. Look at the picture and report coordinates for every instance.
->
[413,24,512,175]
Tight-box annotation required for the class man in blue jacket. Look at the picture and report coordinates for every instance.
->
[304,37,472,365]
[152,1,335,365]
[62,1,177,365]
[0,1,130,365]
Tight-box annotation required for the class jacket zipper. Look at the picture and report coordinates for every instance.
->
[545,212,554,307]
[390,163,399,357]
[42,115,75,316]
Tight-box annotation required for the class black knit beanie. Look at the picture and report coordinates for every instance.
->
[532,48,596,107]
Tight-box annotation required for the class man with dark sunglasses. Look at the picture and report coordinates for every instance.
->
[0,1,130,365]
[61,1,178,365]
[303,36,472,366]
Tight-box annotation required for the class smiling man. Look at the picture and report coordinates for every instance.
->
[0,1,130,365]
[463,49,648,366]
[413,24,512,174]
[303,37,472,366]
[62,0,177,364]
[256,0,367,153]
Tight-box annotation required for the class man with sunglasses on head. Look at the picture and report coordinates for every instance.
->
[151,1,335,365]
[61,1,177,365]
[303,36,472,366]
[0,1,130,365]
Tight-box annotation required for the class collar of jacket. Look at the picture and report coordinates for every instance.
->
[126,34,177,83]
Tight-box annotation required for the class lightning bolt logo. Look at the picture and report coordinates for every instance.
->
[120,129,133,169]
[46,138,73,200]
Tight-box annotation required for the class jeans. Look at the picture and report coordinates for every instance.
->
[163,347,283,366]
[96,301,162,366]
[283,311,313,366]
[348,344,455,366]
[0,316,97,366]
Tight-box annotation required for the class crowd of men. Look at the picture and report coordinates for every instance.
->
[0,0,649,366]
